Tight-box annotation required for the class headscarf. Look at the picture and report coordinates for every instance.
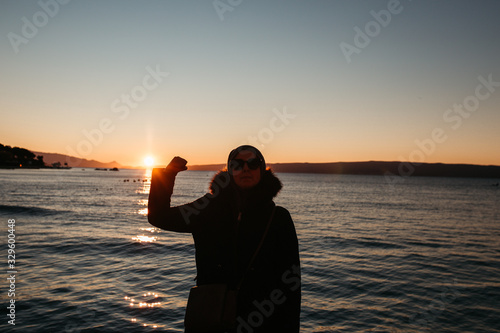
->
[227,145,266,176]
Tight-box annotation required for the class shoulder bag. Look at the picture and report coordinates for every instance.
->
[184,206,276,332]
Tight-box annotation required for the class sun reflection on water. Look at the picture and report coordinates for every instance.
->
[135,169,152,194]
[128,319,160,329]
[125,293,162,308]
[132,235,157,243]
[140,227,157,233]
[144,168,152,178]
[125,292,164,329]
[137,198,149,216]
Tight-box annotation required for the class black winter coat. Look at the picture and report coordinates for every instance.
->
[148,168,301,332]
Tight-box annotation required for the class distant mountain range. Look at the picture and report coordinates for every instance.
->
[23,149,500,178]
[32,151,129,169]
[188,161,500,179]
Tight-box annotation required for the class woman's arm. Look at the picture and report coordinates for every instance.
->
[147,157,224,233]
[147,156,201,232]
[147,166,190,232]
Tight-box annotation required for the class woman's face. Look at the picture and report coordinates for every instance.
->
[231,151,262,189]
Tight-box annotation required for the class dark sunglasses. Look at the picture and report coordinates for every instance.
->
[229,158,262,171]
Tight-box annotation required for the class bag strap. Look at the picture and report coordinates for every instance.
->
[236,204,276,290]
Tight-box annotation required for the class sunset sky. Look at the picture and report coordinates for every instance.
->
[1,0,499,167]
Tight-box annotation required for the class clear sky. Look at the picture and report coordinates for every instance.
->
[1,0,499,167]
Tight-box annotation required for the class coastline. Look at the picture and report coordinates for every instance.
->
[187,161,500,179]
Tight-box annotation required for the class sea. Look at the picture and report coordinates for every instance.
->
[0,168,499,333]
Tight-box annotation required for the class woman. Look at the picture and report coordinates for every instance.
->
[148,145,301,332]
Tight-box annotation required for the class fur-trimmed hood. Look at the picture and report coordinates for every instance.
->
[209,169,283,205]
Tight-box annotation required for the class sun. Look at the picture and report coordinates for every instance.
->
[144,156,155,168]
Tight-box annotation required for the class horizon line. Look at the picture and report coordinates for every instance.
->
[17,148,500,169]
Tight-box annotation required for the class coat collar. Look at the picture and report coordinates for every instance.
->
[209,169,282,211]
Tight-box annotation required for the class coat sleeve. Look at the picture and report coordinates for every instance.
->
[147,168,215,233]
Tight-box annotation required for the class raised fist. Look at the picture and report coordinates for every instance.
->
[166,156,188,172]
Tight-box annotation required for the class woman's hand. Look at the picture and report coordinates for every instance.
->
[166,156,188,173]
